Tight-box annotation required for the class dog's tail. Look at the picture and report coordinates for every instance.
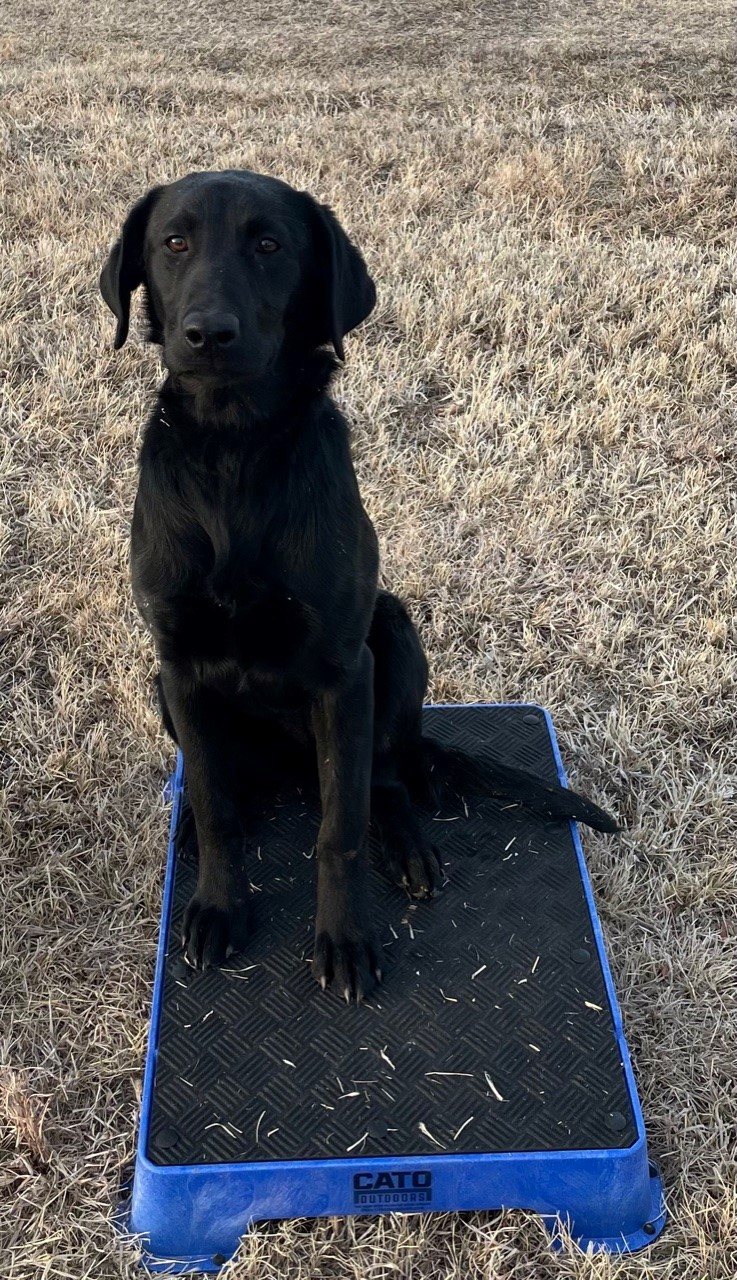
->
[407,738,619,834]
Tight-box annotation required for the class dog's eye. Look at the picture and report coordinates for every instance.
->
[256,237,280,254]
[165,236,188,253]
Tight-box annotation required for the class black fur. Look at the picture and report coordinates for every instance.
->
[100,169,618,1003]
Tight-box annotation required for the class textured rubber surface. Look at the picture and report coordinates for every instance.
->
[147,705,635,1166]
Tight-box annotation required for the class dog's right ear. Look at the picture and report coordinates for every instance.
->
[99,188,163,349]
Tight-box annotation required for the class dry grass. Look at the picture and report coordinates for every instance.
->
[1,0,736,1275]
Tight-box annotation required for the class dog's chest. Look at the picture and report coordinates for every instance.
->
[133,431,350,687]
[204,571,310,661]
[171,565,310,658]
[140,509,316,673]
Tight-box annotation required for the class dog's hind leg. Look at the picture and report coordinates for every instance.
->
[155,670,179,744]
[368,592,442,896]
[155,670,200,860]
[367,589,618,843]
[371,770,443,898]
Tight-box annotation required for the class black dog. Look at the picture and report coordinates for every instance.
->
[100,170,617,1003]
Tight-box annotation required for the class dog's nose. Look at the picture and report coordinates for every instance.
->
[183,312,240,350]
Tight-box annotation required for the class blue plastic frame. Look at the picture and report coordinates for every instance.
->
[125,704,666,1271]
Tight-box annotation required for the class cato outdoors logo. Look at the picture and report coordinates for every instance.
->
[352,1169,433,1207]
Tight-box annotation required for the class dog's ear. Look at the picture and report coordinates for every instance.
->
[99,188,163,349]
[309,200,376,361]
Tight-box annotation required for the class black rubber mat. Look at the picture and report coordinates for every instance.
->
[148,705,636,1166]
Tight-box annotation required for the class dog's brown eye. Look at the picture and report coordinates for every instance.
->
[256,237,279,254]
[165,235,188,253]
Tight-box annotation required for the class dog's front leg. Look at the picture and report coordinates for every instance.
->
[311,644,382,1002]
[160,663,250,969]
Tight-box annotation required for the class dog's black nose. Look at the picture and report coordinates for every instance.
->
[183,312,240,350]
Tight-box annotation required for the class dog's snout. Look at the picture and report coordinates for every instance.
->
[183,311,240,351]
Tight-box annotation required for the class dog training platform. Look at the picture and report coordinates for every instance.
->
[127,704,665,1270]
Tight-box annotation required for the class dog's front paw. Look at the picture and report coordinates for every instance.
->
[311,870,383,1003]
[182,890,248,969]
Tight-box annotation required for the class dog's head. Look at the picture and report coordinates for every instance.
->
[99,170,376,380]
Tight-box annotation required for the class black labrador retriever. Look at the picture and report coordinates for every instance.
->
[100,169,617,1002]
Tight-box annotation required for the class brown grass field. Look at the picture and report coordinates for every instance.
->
[1,0,735,1275]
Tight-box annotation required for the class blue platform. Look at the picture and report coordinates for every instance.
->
[124,704,665,1270]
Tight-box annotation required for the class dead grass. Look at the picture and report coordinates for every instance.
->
[1,0,736,1276]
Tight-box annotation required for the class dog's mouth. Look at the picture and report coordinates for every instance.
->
[165,347,274,382]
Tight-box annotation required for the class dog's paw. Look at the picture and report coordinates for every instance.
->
[182,891,248,970]
[385,840,443,899]
[312,927,383,1003]
[311,873,383,1002]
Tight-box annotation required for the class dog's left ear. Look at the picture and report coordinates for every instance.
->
[99,187,163,350]
[309,200,376,361]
